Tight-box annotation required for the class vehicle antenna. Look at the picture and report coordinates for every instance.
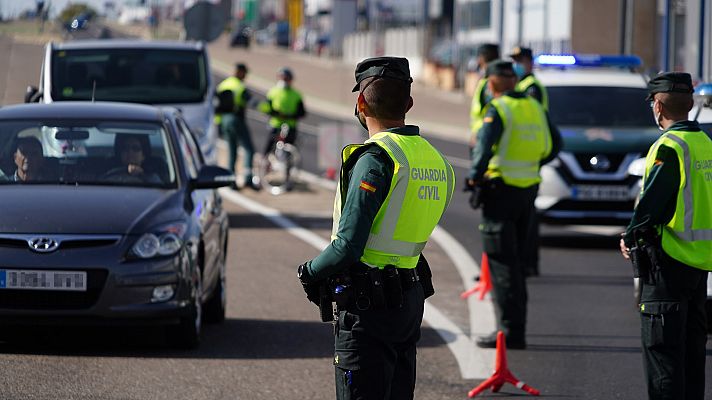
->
[91,80,97,102]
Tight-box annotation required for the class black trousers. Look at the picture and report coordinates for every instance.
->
[639,251,708,400]
[333,284,424,400]
[479,180,538,339]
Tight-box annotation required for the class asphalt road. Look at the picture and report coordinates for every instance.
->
[0,32,710,400]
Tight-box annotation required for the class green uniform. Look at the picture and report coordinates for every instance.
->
[468,92,561,341]
[624,120,710,400]
[515,73,548,110]
[515,72,548,277]
[305,125,454,400]
[216,76,254,180]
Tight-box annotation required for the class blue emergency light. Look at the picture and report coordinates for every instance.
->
[535,54,642,68]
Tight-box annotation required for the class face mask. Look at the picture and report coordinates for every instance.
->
[354,104,368,131]
[512,63,526,79]
[653,110,664,131]
[277,80,287,88]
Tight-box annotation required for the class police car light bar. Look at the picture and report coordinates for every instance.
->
[535,54,642,68]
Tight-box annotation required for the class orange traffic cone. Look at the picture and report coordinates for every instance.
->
[467,331,540,397]
[460,252,492,300]
[325,167,337,180]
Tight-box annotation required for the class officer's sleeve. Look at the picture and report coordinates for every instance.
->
[525,84,544,104]
[467,106,503,181]
[306,148,393,280]
[541,113,562,166]
[242,88,252,103]
[295,98,306,119]
[624,145,680,247]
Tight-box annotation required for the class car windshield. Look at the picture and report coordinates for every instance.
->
[51,48,207,104]
[548,86,655,128]
[0,120,176,188]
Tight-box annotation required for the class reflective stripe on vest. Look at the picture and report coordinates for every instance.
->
[331,132,455,269]
[515,75,549,111]
[485,96,551,188]
[470,78,489,134]
[644,130,712,271]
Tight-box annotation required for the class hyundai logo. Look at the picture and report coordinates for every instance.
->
[28,237,59,253]
[589,155,611,172]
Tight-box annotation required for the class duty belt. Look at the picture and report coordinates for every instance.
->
[331,264,420,311]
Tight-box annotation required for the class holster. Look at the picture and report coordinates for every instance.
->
[629,229,661,286]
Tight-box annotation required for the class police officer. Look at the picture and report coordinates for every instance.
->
[619,72,710,400]
[466,60,561,349]
[509,46,548,109]
[297,57,455,399]
[469,44,500,151]
[216,63,257,190]
[509,46,548,277]
[259,68,306,157]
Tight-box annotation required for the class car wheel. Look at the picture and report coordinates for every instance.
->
[167,269,202,349]
[203,255,226,324]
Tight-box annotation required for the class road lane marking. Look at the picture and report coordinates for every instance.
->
[219,185,495,379]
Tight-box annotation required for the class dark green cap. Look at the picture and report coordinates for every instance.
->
[508,46,533,59]
[352,57,413,92]
[646,72,694,101]
[486,60,516,78]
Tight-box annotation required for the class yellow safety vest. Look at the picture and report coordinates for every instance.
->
[470,78,489,134]
[331,131,455,269]
[214,76,247,124]
[258,86,303,128]
[516,74,549,111]
[643,129,712,271]
[485,95,552,188]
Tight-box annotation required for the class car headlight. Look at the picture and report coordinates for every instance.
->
[627,157,647,177]
[130,222,187,259]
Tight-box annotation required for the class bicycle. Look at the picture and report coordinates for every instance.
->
[257,123,301,195]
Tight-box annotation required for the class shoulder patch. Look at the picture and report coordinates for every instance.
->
[483,116,494,123]
[359,180,377,193]
[654,159,663,166]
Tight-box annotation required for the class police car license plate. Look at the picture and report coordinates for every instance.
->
[0,269,87,291]
[572,185,630,201]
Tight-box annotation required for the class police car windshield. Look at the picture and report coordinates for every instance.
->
[548,86,654,128]
[51,48,207,104]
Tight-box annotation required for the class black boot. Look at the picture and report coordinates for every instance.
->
[475,331,526,350]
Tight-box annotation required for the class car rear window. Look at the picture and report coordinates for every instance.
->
[51,48,207,104]
[548,86,654,128]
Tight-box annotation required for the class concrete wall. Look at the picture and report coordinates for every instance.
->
[570,0,621,54]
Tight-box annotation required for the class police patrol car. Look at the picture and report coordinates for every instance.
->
[533,54,659,225]
[690,83,712,331]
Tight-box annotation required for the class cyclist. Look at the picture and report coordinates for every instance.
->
[259,68,306,157]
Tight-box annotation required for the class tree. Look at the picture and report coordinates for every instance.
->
[56,3,97,26]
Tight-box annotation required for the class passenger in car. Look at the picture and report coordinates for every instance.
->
[11,137,50,182]
[104,134,162,184]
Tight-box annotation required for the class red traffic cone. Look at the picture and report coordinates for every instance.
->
[325,167,337,180]
[467,331,540,397]
[460,252,492,300]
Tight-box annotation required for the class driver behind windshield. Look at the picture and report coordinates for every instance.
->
[12,137,49,182]
[105,134,161,184]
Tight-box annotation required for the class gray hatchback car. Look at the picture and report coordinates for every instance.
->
[0,102,233,348]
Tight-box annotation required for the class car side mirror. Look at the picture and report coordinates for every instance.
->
[190,165,234,190]
[24,86,40,103]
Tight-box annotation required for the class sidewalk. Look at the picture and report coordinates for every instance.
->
[207,34,471,143]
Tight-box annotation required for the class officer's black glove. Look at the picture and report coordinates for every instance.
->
[297,263,320,305]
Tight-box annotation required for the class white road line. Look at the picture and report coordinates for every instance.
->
[219,177,495,379]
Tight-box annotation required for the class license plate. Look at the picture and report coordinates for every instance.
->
[0,270,87,292]
[572,185,630,201]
